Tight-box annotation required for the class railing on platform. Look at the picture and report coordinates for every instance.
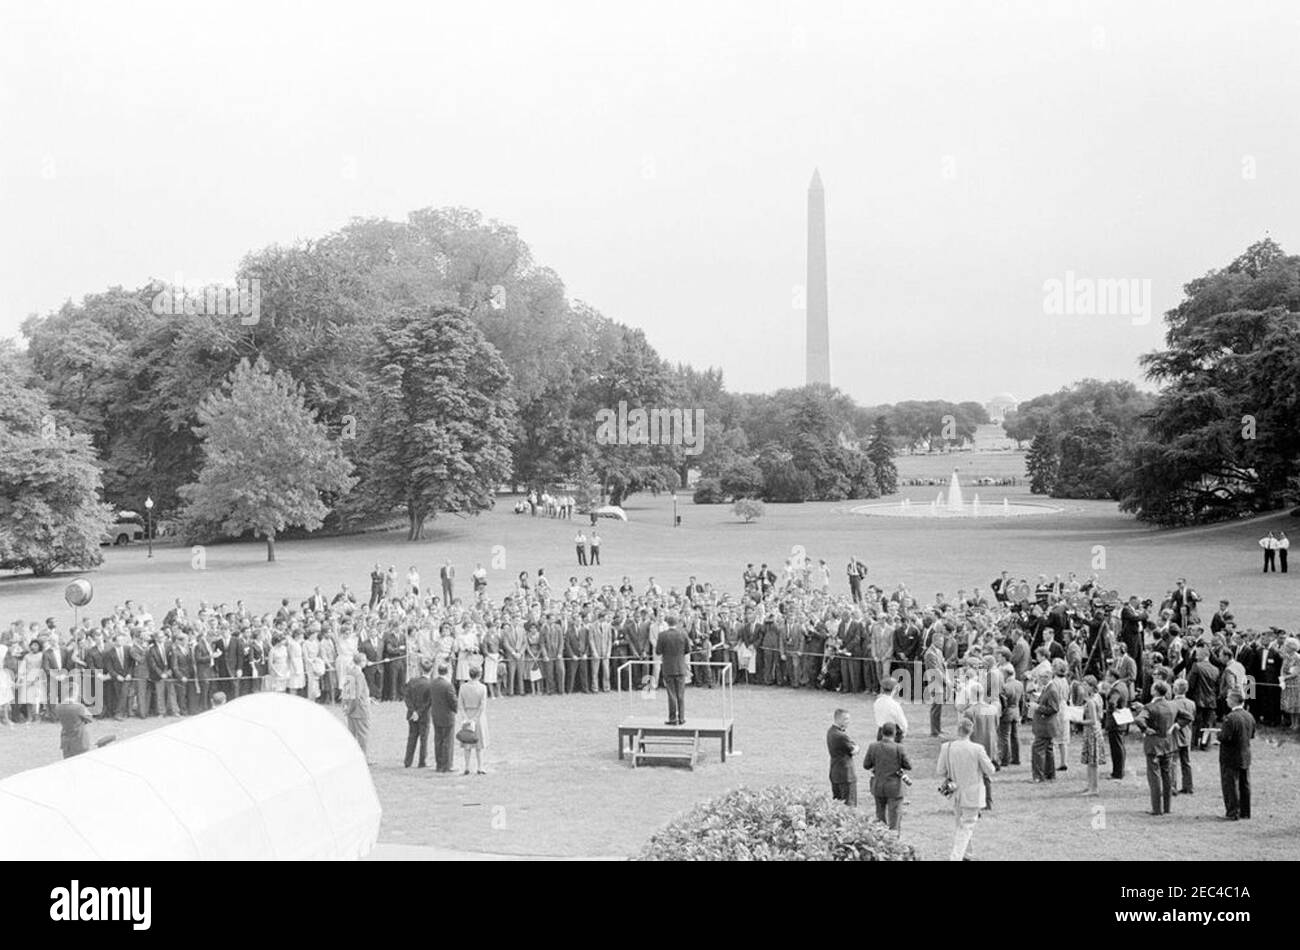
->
[616,659,734,723]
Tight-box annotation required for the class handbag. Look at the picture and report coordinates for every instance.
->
[456,721,479,745]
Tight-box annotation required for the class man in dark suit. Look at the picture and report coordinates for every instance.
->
[1030,677,1059,782]
[826,708,858,805]
[41,635,67,721]
[655,613,690,725]
[1185,645,1220,749]
[1103,670,1131,779]
[1218,689,1255,820]
[147,634,179,717]
[102,633,132,720]
[382,629,406,701]
[863,721,911,830]
[193,634,214,712]
[225,629,246,698]
[1135,681,1181,815]
[403,659,436,768]
[172,633,197,715]
[430,664,459,772]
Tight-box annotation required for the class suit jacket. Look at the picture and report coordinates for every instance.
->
[1218,707,1255,769]
[1000,678,1025,721]
[173,648,196,681]
[1031,682,1060,738]
[404,675,435,724]
[430,676,458,728]
[103,645,132,680]
[655,627,691,677]
[863,740,912,799]
[146,644,171,681]
[827,725,856,784]
[1169,696,1196,748]
[1009,639,1030,678]
[194,639,214,678]
[56,702,93,757]
[225,635,245,677]
[1186,660,1220,709]
[936,737,995,809]
[1134,697,1178,755]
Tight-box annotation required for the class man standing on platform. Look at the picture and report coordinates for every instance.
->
[826,708,858,806]
[1218,689,1255,820]
[656,612,690,725]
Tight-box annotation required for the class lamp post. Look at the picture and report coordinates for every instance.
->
[671,491,678,527]
[145,496,154,559]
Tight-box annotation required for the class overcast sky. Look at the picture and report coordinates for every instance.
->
[3,0,1298,405]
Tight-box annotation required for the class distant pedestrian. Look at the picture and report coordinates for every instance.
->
[863,721,911,830]
[574,531,588,567]
[342,651,371,762]
[590,532,601,565]
[1260,531,1278,573]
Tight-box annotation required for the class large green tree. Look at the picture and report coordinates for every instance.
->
[1123,238,1300,524]
[178,359,355,560]
[0,349,115,575]
[351,307,515,540]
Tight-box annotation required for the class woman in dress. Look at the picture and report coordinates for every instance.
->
[20,640,44,724]
[1050,659,1071,771]
[1078,674,1106,795]
[267,635,290,693]
[457,665,489,775]
[303,628,323,701]
[287,629,307,696]
[454,624,479,692]
[1280,637,1300,732]
[480,621,501,698]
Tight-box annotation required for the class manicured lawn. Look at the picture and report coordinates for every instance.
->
[3,686,1296,860]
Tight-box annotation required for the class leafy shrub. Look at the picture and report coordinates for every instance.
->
[635,786,917,861]
[732,498,765,523]
[719,459,765,499]
[762,461,815,503]
[692,477,726,504]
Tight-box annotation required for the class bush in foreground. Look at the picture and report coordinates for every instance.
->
[635,786,917,861]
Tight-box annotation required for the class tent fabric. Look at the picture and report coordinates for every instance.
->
[0,693,381,860]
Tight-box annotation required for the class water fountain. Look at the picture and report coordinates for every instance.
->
[850,469,1059,519]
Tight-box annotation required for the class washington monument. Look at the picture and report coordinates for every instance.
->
[806,168,830,385]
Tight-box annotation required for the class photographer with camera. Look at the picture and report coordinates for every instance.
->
[1120,595,1148,687]
[936,717,996,861]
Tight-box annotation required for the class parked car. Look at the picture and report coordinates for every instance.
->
[102,511,146,546]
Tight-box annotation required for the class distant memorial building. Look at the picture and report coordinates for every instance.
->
[985,392,1018,423]
[805,169,830,385]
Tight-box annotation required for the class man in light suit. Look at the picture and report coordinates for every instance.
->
[1134,681,1181,815]
[655,613,690,725]
[936,718,995,861]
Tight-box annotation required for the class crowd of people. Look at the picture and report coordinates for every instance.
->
[3,549,1297,856]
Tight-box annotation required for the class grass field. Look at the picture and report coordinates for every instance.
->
[3,685,1297,860]
[4,455,1300,860]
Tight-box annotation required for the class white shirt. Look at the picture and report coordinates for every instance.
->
[873,694,909,736]
[1260,536,1278,549]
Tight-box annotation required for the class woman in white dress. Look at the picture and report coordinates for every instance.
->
[287,630,307,695]
[454,625,480,691]
[267,635,291,692]
[19,640,45,724]
[303,629,323,701]
[457,666,489,775]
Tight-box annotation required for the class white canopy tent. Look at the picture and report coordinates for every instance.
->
[0,693,381,860]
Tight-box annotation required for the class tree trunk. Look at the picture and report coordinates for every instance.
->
[266,535,276,562]
[407,505,426,541]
